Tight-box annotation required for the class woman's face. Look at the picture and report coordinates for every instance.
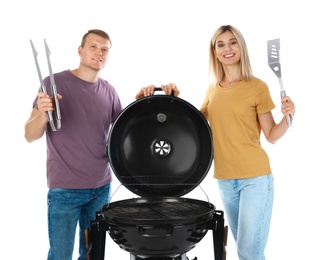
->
[214,30,241,65]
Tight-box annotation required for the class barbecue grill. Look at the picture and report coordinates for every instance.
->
[86,90,228,260]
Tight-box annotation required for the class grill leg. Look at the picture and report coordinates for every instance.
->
[212,210,228,260]
[86,212,107,260]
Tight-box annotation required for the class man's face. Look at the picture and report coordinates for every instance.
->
[78,33,111,71]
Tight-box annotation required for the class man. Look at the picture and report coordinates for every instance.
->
[25,29,121,260]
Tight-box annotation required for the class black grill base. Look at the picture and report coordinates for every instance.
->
[86,210,227,260]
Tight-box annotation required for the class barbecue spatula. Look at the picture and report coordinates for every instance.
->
[267,38,292,127]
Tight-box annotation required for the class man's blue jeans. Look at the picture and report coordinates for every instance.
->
[217,174,274,260]
[47,183,111,260]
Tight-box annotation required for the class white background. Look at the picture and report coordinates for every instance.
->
[1,0,319,259]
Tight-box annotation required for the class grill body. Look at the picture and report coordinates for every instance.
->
[87,93,228,259]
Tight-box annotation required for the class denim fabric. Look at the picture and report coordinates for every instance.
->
[217,174,274,260]
[47,183,111,260]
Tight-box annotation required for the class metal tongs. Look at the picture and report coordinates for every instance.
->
[30,39,61,131]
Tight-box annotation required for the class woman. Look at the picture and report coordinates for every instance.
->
[136,25,295,260]
[199,25,295,260]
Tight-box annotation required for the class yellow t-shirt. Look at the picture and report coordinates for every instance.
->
[200,77,275,179]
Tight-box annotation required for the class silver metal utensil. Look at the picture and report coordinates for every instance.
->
[267,38,292,127]
[30,39,61,131]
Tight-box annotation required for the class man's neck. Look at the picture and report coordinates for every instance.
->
[71,68,100,83]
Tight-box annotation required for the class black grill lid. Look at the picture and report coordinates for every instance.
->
[107,93,213,197]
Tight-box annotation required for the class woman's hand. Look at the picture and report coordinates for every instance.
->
[161,83,180,96]
[281,96,295,120]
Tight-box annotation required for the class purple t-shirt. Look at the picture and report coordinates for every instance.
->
[33,70,122,189]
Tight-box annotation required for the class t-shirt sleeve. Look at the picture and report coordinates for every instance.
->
[255,81,275,114]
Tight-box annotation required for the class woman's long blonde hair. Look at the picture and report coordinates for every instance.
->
[208,25,253,83]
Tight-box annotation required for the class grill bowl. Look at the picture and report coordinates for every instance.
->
[102,197,215,256]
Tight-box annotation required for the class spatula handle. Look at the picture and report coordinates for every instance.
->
[280,90,292,127]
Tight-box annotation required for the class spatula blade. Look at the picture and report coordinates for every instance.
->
[267,39,281,78]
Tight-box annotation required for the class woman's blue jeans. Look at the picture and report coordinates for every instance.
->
[47,183,111,260]
[217,174,274,260]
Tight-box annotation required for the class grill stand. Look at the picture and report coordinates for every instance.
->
[129,253,189,260]
[86,210,227,260]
